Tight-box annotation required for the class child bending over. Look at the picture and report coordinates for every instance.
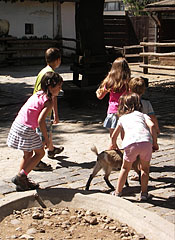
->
[109,93,158,201]
[7,72,63,191]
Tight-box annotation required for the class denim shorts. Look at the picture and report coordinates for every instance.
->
[36,116,52,141]
[103,113,118,129]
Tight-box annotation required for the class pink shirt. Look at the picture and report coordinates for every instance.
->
[107,87,126,114]
[15,91,48,130]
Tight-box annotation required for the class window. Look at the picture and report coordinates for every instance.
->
[108,2,115,11]
[25,23,34,35]
[104,1,125,11]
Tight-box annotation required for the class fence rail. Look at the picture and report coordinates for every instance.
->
[139,41,175,74]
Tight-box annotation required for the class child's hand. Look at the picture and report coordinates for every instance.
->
[43,139,50,149]
[96,88,103,96]
[96,87,109,99]
[52,116,59,124]
[152,143,159,152]
[108,143,119,150]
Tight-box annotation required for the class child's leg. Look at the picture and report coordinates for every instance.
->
[12,148,45,191]
[109,128,114,137]
[138,142,152,194]
[140,159,150,194]
[48,131,54,151]
[116,160,132,194]
[20,148,45,174]
[19,151,33,172]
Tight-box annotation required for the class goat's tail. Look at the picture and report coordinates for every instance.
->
[91,145,98,156]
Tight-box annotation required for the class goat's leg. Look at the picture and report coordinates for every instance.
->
[104,176,115,190]
[85,162,102,190]
[104,168,115,190]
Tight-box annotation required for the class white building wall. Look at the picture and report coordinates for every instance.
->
[0,1,61,39]
[61,2,76,56]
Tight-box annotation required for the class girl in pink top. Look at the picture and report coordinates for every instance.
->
[96,57,131,137]
[7,72,63,192]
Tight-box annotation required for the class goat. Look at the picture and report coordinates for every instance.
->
[85,145,140,191]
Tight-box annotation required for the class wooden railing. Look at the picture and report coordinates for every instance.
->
[139,41,175,74]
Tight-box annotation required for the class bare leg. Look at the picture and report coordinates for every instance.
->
[116,161,132,194]
[48,132,54,151]
[140,159,150,193]
[109,129,114,137]
[19,151,33,172]
[20,148,45,174]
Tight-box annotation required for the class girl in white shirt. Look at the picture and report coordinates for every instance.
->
[110,93,158,201]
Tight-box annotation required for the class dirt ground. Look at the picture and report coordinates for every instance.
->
[0,206,146,240]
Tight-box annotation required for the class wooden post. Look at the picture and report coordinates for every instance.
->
[143,37,148,74]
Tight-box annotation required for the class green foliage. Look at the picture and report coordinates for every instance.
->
[123,0,159,16]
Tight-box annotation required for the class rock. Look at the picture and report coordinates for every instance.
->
[19,234,34,240]
[10,219,21,225]
[10,235,18,239]
[61,210,69,215]
[15,227,22,231]
[84,216,98,225]
[32,212,44,220]
[26,228,37,235]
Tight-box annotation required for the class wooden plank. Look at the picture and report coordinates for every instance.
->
[140,42,175,47]
[140,52,175,57]
[124,45,143,50]
[125,54,141,58]
[140,64,175,70]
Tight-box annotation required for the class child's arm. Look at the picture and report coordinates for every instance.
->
[109,124,122,150]
[52,96,59,124]
[96,86,109,100]
[149,114,160,135]
[145,118,159,151]
[38,100,53,148]
[142,99,160,135]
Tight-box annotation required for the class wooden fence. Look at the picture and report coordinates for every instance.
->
[139,42,175,74]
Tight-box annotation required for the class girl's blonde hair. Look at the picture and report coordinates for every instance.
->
[99,57,131,92]
[117,93,142,116]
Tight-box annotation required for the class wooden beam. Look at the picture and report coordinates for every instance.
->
[140,52,175,57]
[140,42,175,47]
[144,7,175,12]
[140,64,175,71]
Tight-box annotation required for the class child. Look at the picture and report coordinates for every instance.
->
[33,48,64,171]
[7,72,63,191]
[96,57,131,137]
[109,93,158,201]
[129,77,160,134]
[129,77,160,181]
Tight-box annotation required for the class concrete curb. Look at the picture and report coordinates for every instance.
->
[0,188,174,240]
